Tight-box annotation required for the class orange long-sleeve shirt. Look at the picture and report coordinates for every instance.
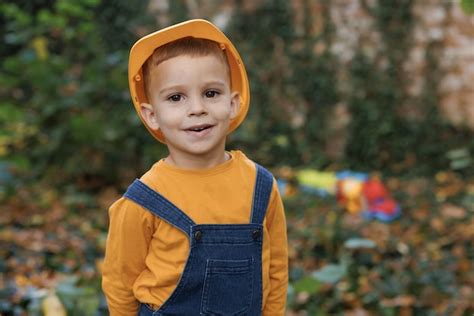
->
[102,151,288,315]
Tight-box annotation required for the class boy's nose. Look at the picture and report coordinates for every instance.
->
[188,97,207,116]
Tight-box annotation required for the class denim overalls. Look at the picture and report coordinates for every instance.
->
[124,164,273,316]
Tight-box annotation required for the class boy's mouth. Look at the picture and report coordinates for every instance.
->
[185,124,214,134]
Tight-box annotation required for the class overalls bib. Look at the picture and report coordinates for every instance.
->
[124,164,273,316]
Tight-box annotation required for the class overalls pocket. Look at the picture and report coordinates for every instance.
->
[201,258,253,315]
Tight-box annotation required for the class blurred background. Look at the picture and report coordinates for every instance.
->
[0,0,473,315]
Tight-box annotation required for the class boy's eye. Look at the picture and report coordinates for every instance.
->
[205,90,219,98]
[168,94,182,102]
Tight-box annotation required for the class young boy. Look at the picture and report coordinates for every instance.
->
[102,19,288,315]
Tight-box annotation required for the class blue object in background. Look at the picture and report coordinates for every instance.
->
[336,170,369,181]
[362,204,402,223]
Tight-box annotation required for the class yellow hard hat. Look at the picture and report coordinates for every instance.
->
[128,19,250,143]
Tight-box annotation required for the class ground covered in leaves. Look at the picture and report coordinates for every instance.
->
[1,171,473,315]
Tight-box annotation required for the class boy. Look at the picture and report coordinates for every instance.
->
[102,19,288,315]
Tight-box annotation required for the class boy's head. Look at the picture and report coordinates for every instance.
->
[128,19,249,144]
[142,37,230,104]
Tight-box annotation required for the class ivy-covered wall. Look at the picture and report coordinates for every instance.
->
[1,0,472,190]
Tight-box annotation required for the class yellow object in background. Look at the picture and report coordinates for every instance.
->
[296,169,337,194]
[338,178,364,213]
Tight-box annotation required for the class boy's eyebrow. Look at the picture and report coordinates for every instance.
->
[158,85,185,96]
[202,80,227,88]
[158,80,228,95]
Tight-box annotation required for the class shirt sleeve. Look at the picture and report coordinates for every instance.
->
[101,197,155,316]
[263,180,289,315]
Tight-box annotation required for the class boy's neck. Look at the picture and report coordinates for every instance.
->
[164,151,231,170]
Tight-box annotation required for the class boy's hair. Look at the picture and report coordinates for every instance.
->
[143,37,230,102]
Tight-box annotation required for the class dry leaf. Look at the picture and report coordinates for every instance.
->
[42,291,66,316]
[441,204,466,219]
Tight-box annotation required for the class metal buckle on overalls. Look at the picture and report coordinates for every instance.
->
[252,229,261,240]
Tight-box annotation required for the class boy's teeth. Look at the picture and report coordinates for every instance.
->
[190,126,208,131]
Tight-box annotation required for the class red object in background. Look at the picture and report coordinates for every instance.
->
[362,178,400,216]
[363,178,389,203]
[371,198,399,215]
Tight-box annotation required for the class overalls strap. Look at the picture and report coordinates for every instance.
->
[250,164,274,225]
[124,179,196,238]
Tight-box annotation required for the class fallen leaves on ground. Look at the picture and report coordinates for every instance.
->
[0,171,473,315]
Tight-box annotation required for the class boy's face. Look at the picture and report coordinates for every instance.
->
[140,54,240,166]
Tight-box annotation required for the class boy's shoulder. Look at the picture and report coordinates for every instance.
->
[231,150,256,169]
[136,150,272,188]
[234,150,274,175]
[119,151,279,211]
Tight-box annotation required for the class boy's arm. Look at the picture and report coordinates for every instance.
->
[102,197,154,316]
[264,180,289,315]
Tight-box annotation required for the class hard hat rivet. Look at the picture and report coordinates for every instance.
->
[135,74,141,81]
[219,43,226,50]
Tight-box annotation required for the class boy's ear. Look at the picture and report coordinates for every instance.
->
[140,103,160,130]
[230,91,241,120]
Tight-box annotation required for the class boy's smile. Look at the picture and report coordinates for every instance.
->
[140,54,240,169]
